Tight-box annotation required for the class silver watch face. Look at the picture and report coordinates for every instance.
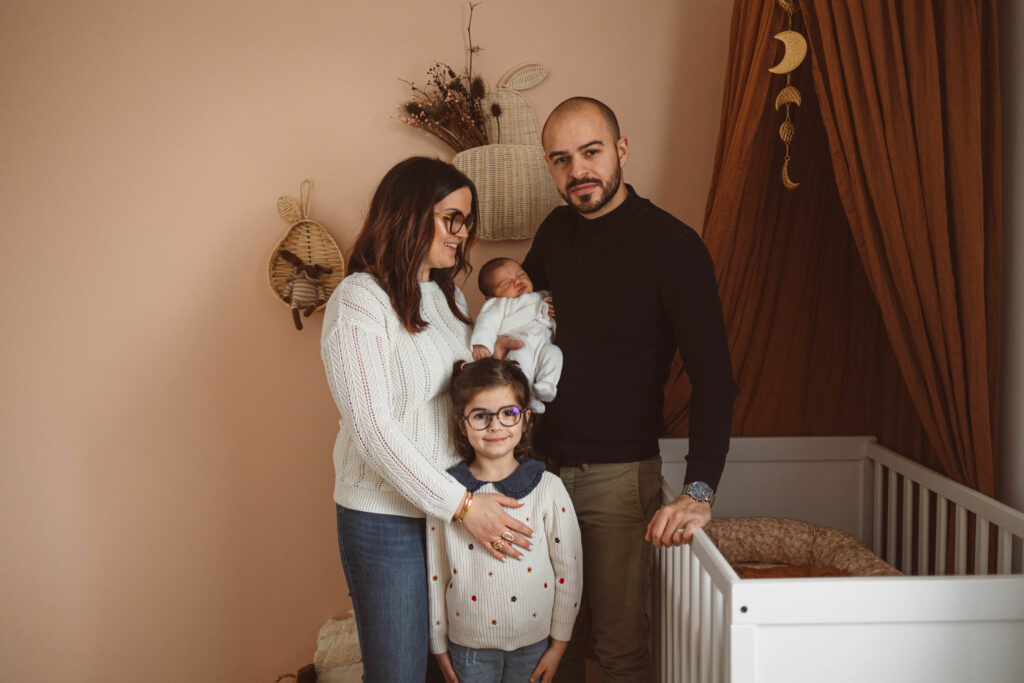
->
[686,481,714,502]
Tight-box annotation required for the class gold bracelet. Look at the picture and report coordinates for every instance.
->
[453,490,469,522]
[457,491,474,523]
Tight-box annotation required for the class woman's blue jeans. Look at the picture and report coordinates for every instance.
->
[337,505,439,682]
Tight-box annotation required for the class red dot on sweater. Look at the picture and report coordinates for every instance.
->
[453,569,457,574]
[491,620,497,625]
[488,571,493,577]
[544,583,548,588]
[527,567,532,573]
[432,575,438,581]
[533,613,537,618]
[471,595,477,601]
[430,526,435,531]
[456,612,460,617]
[511,596,517,602]
[559,578,565,584]
[561,507,566,512]
[436,620,440,625]
[574,602,578,608]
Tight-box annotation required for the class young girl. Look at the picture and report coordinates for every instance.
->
[427,359,583,683]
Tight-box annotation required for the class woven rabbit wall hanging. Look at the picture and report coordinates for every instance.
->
[268,180,345,330]
[452,62,564,240]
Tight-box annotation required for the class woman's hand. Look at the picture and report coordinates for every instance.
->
[461,492,534,560]
[435,652,459,683]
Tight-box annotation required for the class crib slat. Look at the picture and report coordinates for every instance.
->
[955,504,968,575]
[676,548,684,683]
[688,551,700,683]
[700,570,711,682]
[997,528,1012,575]
[918,487,930,575]
[902,476,914,572]
[712,586,724,683]
[678,547,686,683]
[887,468,898,564]
[975,517,989,576]
[935,495,948,576]
[663,548,671,683]
[674,548,684,683]
[873,459,883,556]
[674,549,681,683]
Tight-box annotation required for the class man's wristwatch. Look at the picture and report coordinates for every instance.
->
[682,481,715,507]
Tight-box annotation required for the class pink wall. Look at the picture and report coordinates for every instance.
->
[0,1,732,680]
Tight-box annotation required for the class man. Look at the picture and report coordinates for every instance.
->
[520,97,737,681]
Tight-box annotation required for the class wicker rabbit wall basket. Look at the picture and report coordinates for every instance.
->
[453,62,563,241]
[267,180,345,330]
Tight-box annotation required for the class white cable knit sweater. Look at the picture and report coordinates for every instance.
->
[320,272,472,520]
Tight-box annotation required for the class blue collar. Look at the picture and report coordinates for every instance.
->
[447,458,546,499]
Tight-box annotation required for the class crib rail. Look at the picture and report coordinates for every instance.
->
[866,442,1024,576]
[655,484,736,683]
[655,438,1024,683]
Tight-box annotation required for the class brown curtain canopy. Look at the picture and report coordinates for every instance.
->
[664,0,1001,495]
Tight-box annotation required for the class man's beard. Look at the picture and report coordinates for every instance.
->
[561,164,622,215]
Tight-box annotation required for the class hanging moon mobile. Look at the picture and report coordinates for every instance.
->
[768,31,807,74]
[774,85,802,110]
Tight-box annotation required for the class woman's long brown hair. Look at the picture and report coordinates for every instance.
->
[348,157,478,332]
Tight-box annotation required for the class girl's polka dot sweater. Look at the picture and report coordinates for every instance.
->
[427,461,583,654]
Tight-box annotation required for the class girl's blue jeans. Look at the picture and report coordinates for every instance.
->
[449,638,548,682]
[336,505,440,682]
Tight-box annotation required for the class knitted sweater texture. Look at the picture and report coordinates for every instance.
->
[320,272,471,520]
[427,461,583,654]
[522,186,737,488]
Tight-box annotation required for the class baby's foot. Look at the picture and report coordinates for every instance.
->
[532,381,556,402]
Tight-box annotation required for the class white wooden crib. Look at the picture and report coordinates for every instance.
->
[654,436,1024,683]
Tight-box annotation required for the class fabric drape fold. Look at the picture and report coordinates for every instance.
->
[665,0,1000,496]
[802,0,1001,495]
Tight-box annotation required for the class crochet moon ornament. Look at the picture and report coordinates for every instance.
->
[768,31,807,74]
[774,85,802,109]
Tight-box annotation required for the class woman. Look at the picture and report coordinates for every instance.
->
[320,157,534,681]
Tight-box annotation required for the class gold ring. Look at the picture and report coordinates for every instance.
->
[501,531,515,542]
[492,539,505,551]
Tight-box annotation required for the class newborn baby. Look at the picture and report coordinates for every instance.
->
[472,258,563,412]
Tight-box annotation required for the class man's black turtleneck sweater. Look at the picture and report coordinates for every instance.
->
[522,186,737,489]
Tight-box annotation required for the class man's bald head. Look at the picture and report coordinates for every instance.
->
[542,97,621,148]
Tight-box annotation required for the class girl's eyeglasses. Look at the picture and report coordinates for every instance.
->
[462,405,523,431]
[434,210,475,234]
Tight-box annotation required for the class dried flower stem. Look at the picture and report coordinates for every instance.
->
[397,2,489,153]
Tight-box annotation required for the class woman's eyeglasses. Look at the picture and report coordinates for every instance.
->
[462,405,523,431]
[434,210,475,234]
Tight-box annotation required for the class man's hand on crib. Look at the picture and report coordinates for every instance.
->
[645,496,712,548]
